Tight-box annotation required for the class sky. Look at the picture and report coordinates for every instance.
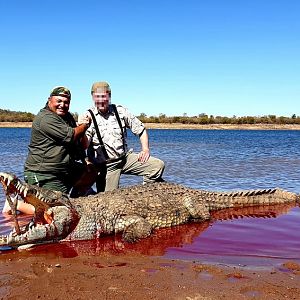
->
[0,0,299,117]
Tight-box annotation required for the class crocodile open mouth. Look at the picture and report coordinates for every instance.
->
[0,172,78,247]
[0,172,29,235]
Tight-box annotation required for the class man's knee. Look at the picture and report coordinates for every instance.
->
[144,158,165,183]
[158,159,165,172]
[152,158,165,175]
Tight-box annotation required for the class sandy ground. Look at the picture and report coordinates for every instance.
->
[0,249,300,300]
[1,121,300,130]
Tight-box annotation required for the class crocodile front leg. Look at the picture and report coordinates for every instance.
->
[183,195,210,220]
[120,215,153,242]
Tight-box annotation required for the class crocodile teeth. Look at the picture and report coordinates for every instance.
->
[24,187,28,197]
[19,185,26,195]
[10,193,18,202]
[16,181,21,189]
[0,235,8,244]
[18,244,35,250]
[28,220,35,229]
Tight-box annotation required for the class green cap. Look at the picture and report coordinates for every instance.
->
[91,82,111,94]
[50,86,71,99]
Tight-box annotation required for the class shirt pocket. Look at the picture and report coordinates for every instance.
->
[111,119,125,138]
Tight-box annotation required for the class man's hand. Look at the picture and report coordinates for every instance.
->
[74,113,91,141]
[138,129,150,163]
[78,113,91,126]
[138,149,150,163]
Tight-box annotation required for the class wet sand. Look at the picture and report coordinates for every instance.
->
[0,122,33,128]
[1,249,300,300]
[1,121,300,130]
[1,218,300,299]
[145,123,300,130]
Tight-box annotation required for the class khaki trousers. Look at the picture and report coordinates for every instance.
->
[96,152,165,192]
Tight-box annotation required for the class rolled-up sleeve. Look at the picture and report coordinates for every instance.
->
[39,113,74,144]
[118,105,145,136]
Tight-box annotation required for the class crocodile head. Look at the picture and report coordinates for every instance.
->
[0,172,80,248]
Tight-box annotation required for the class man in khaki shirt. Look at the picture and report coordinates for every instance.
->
[81,82,165,192]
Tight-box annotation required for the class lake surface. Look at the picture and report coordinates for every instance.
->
[0,128,299,268]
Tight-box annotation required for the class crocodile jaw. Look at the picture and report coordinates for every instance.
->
[0,172,80,247]
[0,206,80,247]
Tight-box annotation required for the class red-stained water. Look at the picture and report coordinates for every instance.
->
[1,203,299,268]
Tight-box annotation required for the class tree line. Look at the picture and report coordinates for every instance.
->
[1,108,300,125]
[137,113,300,125]
[0,109,35,122]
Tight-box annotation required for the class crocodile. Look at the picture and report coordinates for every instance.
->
[19,203,296,257]
[0,171,299,248]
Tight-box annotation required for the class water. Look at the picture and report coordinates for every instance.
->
[0,128,300,267]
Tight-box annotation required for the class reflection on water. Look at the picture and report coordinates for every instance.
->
[0,128,300,267]
[1,203,298,268]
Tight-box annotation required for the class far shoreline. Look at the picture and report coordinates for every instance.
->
[1,121,300,130]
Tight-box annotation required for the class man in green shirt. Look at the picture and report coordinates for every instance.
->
[24,86,97,196]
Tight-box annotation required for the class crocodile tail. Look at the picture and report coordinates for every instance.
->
[206,188,298,211]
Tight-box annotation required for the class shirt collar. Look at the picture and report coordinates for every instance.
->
[94,104,113,117]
